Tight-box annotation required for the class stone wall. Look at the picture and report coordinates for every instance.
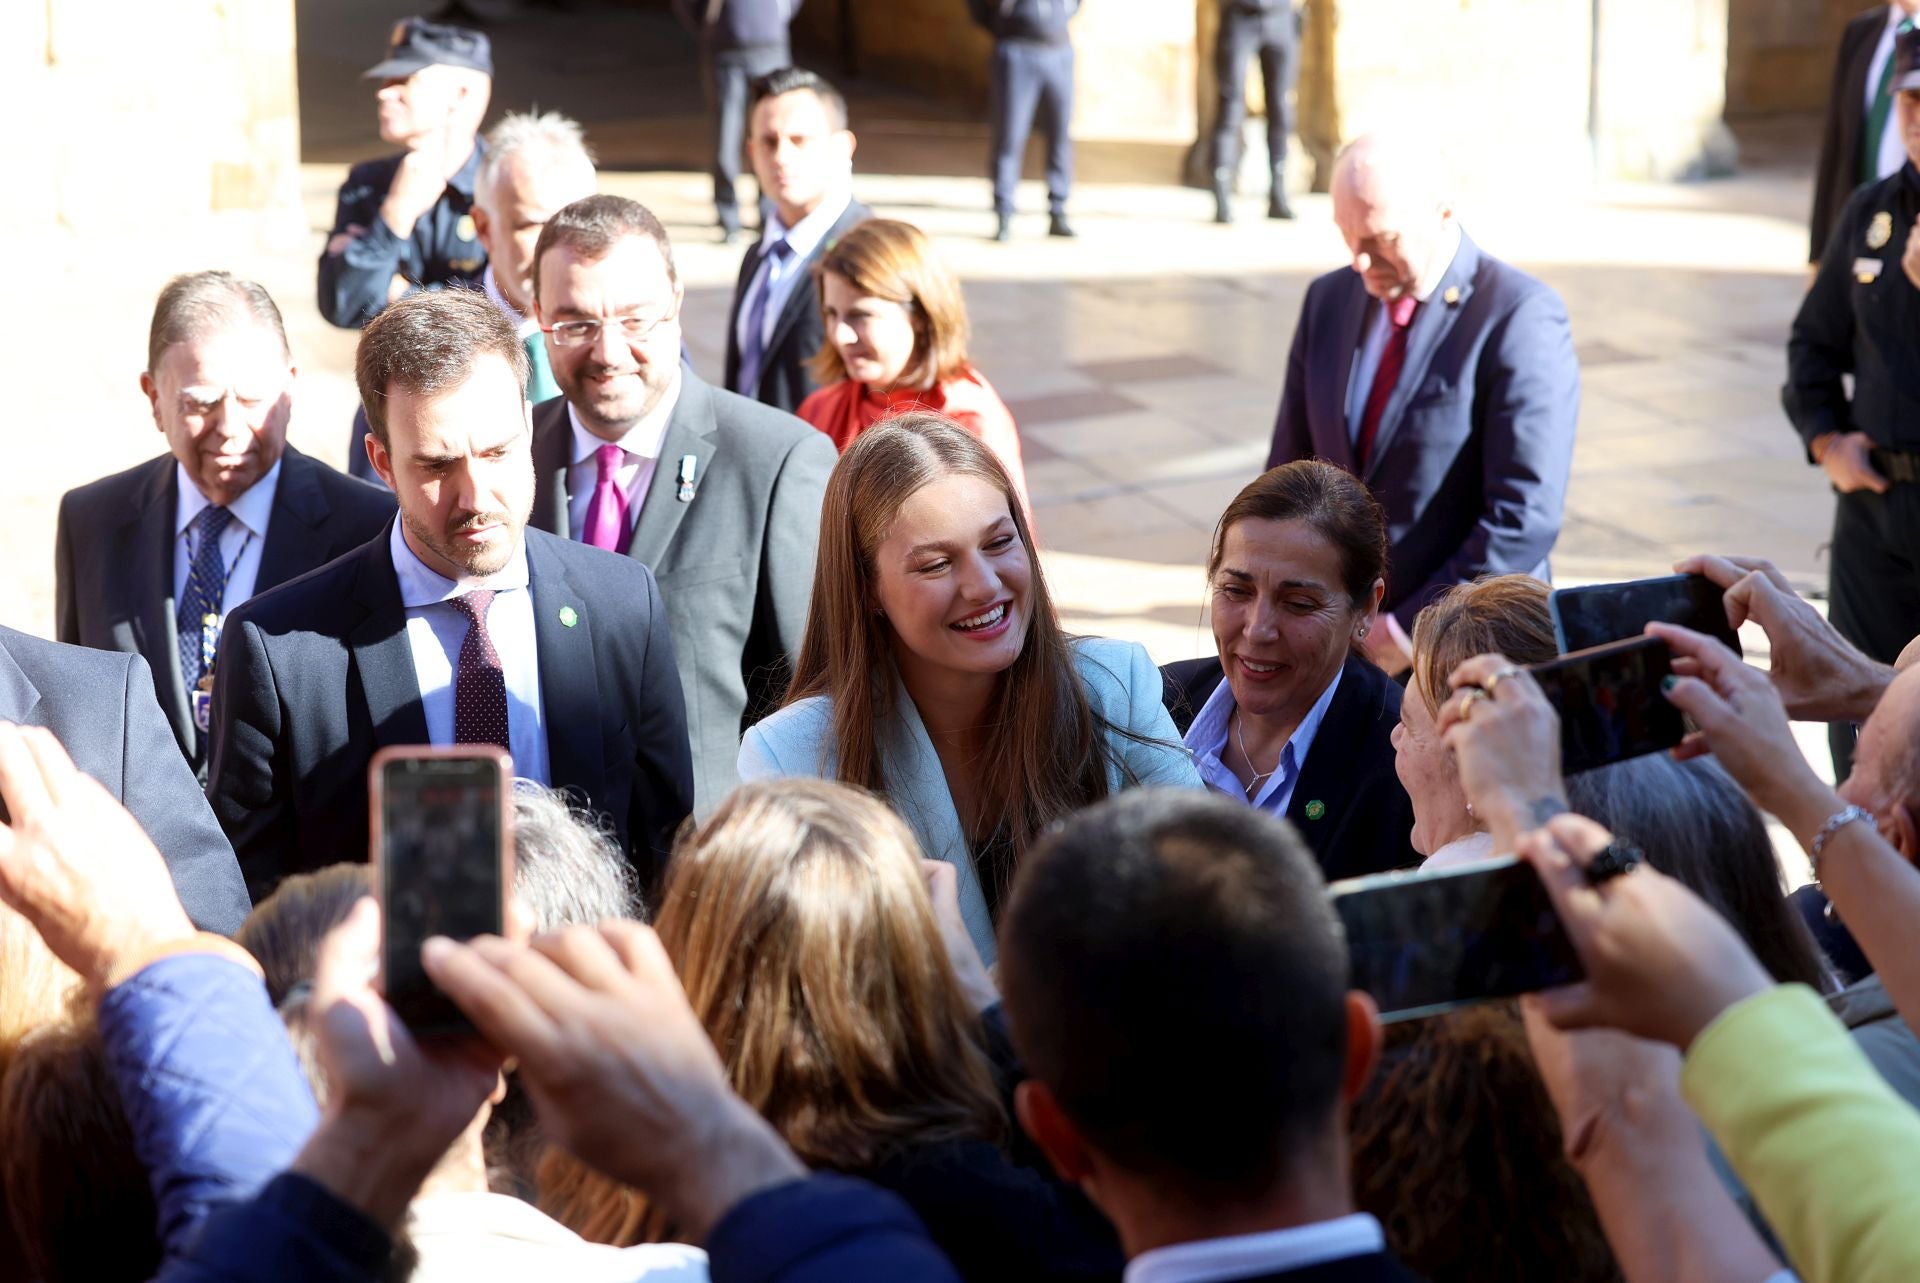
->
[8,0,305,265]
[1727,0,1871,117]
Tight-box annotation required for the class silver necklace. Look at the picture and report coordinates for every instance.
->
[1232,712,1281,796]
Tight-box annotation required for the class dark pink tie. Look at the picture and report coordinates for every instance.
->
[582,442,629,552]
[1356,294,1419,473]
[449,590,510,752]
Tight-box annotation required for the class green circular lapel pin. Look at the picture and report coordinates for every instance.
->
[1304,799,1326,821]
[558,606,578,628]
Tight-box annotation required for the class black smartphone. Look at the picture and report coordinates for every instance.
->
[1330,857,1584,1023]
[370,746,513,1036]
[1527,636,1687,775]
[1550,573,1741,657]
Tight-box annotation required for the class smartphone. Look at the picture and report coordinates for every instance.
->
[1527,636,1687,775]
[1550,574,1741,657]
[370,746,513,1036]
[1330,857,1584,1023]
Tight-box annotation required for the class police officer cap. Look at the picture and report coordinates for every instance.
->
[363,16,493,80]
[1896,23,1920,94]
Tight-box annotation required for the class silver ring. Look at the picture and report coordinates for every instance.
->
[1482,667,1524,700]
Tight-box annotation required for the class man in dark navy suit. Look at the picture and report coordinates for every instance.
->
[1000,791,1420,1281]
[1266,134,1578,678]
[207,290,693,903]
[58,272,394,772]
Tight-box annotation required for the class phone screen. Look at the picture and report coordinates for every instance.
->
[375,751,508,1035]
[1331,858,1584,1023]
[1528,636,1687,775]
[1550,574,1741,657]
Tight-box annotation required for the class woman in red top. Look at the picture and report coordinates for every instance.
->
[798,218,1032,516]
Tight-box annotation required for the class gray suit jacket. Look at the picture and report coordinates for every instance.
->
[738,637,1203,964]
[55,447,396,762]
[0,625,249,934]
[1266,230,1579,632]
[529,373,836,812]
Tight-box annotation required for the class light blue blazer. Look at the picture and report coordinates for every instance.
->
[738,636,1203,963]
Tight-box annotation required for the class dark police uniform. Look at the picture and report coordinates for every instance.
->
[1785,160,1920,772]
[1209,0,1299,223]
[316,18,491,329]
[674,0,800,241]
[969,0,1079,238]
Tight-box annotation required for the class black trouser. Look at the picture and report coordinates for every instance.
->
[989,38,1075,217]
[706,40,790,231]
[1827,482,1920,777]
[1210,4,1298,176]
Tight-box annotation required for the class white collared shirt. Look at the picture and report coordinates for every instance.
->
[174,457,281,619]
[1345,221,1465,444]
[733,188,853,372]
[564,372,681,541]
[1868,6,1915,183]
[1184,664,1342,815]
[387,521,551,784]
[1126,1214,1387,1283]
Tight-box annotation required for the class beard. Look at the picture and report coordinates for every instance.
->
[404,505,521,579]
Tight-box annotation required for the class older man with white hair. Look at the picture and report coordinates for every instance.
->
[472,110,600,404]
[1264,133,1580,676]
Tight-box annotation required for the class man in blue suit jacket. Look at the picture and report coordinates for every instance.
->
[1267,134,1578,674]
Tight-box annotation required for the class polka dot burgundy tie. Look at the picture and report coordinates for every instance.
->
[449,590,510,752]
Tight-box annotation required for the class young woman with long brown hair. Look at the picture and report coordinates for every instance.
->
[737,414,1200,961]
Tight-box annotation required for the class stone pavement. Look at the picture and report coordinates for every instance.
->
[4,3,1845,838]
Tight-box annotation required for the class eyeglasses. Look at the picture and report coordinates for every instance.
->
[542,315,675,348]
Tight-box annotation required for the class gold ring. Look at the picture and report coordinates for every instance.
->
[1455,688,1488,722]
[1482,667,1524,700]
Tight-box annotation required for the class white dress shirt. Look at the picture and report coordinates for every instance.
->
[1345,220,1464,444]
[387,521,551,784]
[1868,7,1914,183]
[174,457,280,618]
[1126,1214,1387,1283]
[734,187,853,362]
[1419,829,1498,872]
[564,375,680,541]
[406,1191,709,1283]
[1184,665,1342,816]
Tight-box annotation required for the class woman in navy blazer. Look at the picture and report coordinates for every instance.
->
[1161,461,1417,882]
[740,415,1200,963]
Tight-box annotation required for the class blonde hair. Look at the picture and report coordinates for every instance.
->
[1410,575,1556,717]
[809,219,971,390]
[538,778,1003,1243]
[0,905,80,1082]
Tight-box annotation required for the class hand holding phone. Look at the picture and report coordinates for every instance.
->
[1528,637,1687,775]
[1551,574,1741,658]
[371,746,513,1036]
[1330,857,1584,1023]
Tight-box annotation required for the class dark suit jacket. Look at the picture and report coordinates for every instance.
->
[55,447,396,762]
[1266,231,1578,633]
[1162,652,1418,881]
[723,198,874,413]
[1202,1252,1424,1282]
[0,626,249,934]
[1812,8,1886,264]
[530,374,834,812]
[206,524,694,902]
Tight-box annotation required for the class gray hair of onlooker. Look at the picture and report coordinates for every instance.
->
[1565,753,1830,992]
[511,782,643,931]
[477,110,596,200]
[147,271,290,373]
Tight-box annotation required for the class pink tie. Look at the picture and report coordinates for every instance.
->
[582,442,629,553]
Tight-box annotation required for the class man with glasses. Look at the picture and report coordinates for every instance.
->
[526,194,834,811]
[56,272,394,772]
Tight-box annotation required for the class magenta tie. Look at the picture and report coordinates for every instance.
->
[582,442,629,553]
[449,590,511,752]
